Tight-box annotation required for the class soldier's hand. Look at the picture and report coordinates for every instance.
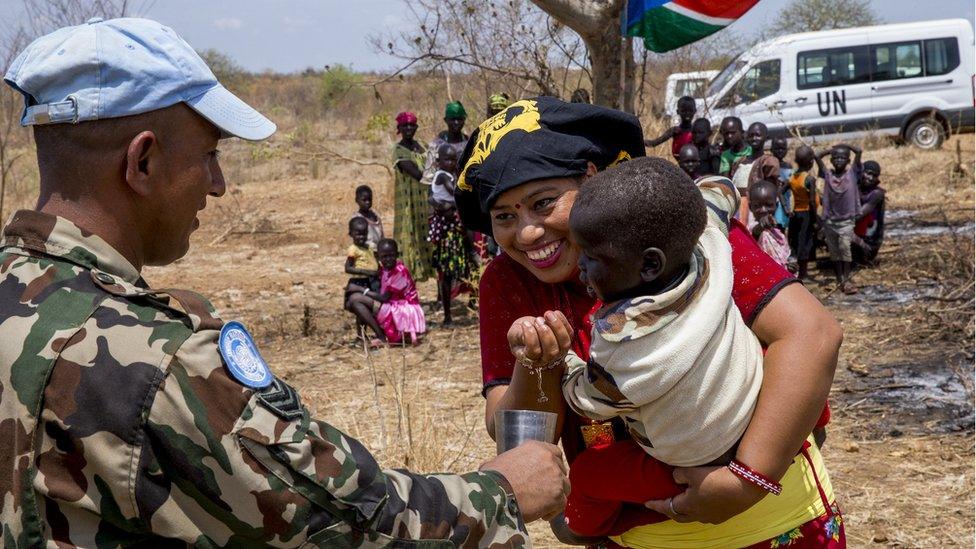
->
[481,440,570,523]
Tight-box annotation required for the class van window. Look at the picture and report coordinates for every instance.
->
[708,58,746,97]
[924,37,960,76]
[797,46,871,89]
[871,41,922,81]
[676,78,709,98]
[721,60,780,106]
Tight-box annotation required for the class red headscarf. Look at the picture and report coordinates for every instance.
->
[395,111,418,127]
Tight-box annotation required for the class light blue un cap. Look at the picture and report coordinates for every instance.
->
[3,17,275,141]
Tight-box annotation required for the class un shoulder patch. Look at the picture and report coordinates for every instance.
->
[258,377,304,420]
[219,321,273,389]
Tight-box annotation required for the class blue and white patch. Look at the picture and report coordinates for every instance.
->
[219,321,273,389]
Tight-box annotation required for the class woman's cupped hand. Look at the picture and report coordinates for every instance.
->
[507,311,574,367]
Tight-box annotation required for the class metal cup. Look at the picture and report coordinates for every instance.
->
[494,409,558,454]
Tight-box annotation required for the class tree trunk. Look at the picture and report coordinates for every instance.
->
[587,18,624,109]
[621,36,636,114]
[530,0,635,111]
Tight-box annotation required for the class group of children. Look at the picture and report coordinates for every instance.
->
[652,95,887,294]
[343,139,479,345]
[344,186,427,346]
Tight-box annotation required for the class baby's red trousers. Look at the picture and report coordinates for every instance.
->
[564,440,683,537]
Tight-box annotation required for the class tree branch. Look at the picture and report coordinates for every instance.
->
[296,147,392,178]
[529,0,621,39]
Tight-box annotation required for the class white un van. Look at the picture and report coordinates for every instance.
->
[700,19,975,149]
[663,70,718,119]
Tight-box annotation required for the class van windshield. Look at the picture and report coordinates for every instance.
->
[707,58,746,97]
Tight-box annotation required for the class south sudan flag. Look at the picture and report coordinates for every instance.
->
[625,0,760,53]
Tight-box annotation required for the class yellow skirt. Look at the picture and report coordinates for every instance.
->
[612,436,834,549]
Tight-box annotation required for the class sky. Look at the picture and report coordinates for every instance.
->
[2,0,974,73]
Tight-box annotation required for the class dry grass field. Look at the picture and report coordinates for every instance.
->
[167,133,976,547]
[3,103,972,546]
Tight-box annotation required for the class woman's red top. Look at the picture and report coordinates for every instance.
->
[479,219,813,461]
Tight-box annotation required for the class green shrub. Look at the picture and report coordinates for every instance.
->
[360,113,392,144]
[320,64,362,110]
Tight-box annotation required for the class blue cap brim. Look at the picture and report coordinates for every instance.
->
[185,84,276,141]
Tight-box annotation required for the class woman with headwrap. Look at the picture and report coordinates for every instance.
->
[392,111,434,282]
[456,97,846,548]
[422,101,470,186]
[486,92,511,119]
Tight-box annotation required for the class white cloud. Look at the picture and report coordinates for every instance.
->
[213,17,244,31]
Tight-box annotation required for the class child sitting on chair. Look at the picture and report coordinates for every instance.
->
[344,217,384,344]
[349,239,427,345]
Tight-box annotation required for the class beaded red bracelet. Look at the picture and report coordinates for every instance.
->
[728,459,782,495]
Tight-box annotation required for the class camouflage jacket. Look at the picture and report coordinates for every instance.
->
[0,210,528,548]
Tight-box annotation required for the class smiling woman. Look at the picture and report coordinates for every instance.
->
[457,97,846,548]
[488,177,585,282]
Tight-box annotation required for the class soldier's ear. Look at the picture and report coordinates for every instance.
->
[124,130,157,197]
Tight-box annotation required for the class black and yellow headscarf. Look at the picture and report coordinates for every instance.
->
[456,96,645,235]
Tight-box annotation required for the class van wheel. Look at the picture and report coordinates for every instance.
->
[905,117,946,149]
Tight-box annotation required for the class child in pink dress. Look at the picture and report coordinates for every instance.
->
[375,238,426,344]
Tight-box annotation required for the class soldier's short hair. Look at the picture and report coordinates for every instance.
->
[570,156,706,276]
[355,185,372,196]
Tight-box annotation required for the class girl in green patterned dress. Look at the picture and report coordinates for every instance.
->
[392,111,433,282]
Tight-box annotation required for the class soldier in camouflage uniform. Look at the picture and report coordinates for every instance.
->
[0,18,568,548]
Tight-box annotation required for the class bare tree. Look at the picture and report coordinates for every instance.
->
[20,0,156,36]
[529,0,632,109]
[0,27,30,223]
[769,0,880,35]
[635,29,744,116]
[374,0,588,108]
[380,0,744,113]
[378,0,640,110]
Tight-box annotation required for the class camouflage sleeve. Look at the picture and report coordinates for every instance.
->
[697,175,739,236]
[138,330,527,547]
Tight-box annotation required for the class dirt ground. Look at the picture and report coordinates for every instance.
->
[141,134,975,547]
